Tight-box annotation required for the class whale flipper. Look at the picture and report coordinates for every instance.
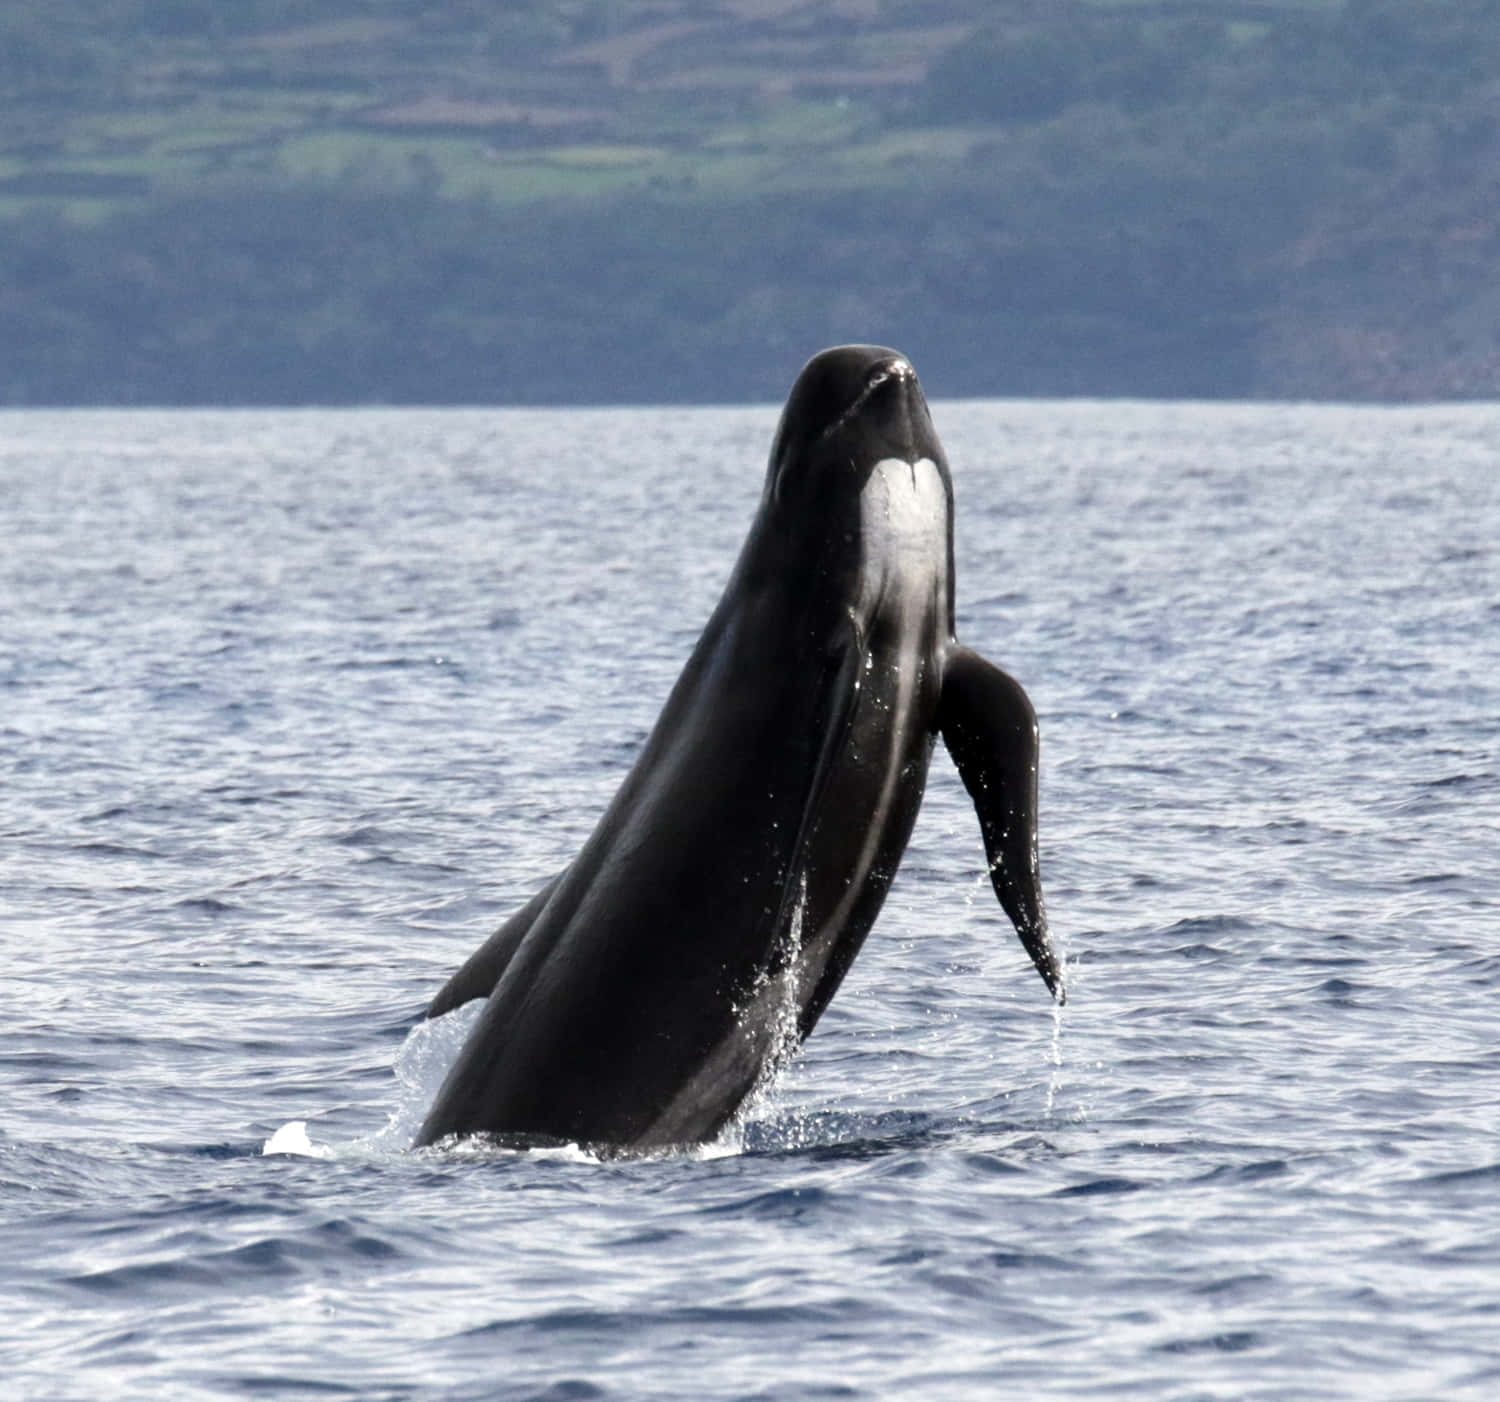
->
[937,645,1063,1002]
[776,629,864,928]
[424,872,563,1019]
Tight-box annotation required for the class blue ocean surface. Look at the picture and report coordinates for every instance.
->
[2,399,1498,1401]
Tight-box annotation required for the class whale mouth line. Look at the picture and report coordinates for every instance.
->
[818,358,914,444]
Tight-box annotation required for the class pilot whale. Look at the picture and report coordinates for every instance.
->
[416,345,1061,1152]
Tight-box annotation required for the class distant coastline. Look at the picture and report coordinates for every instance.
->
[3,0,1496,404]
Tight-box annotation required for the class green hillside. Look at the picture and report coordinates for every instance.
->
[2,0,1497,402]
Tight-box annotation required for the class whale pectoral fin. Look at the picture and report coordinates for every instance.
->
[796,628,865,839]
[802,630,865,831]
[768,626,865,965]
[423,870,564,1019]
[938,646,1064,1003]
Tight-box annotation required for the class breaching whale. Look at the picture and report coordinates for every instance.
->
[416,345,1061,1152]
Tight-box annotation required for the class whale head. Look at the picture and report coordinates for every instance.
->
[768,345,948,501]
[760,346,955,636]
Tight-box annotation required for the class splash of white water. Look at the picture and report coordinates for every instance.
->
[720,870,810,1144]
[261,1120,332,1159]
[1043,995,1066,1120]
[261,999,485,1160]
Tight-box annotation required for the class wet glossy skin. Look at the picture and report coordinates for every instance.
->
[416,345,1059,1153]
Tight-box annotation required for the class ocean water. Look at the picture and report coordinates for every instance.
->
[2,398,1497,1401]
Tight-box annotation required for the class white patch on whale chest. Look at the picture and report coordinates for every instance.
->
[857,456,947,614]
